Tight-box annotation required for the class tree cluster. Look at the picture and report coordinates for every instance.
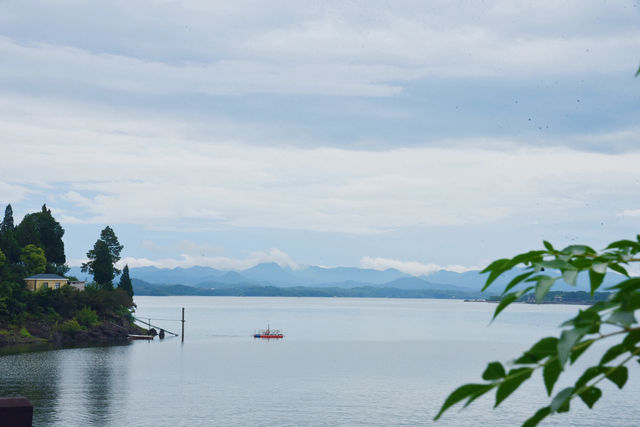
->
[0,203,134,326]
[0,204,66,282]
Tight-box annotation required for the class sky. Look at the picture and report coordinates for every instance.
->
[1,0,640,275]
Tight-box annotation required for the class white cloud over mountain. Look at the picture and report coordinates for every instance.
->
[360,256,479,276]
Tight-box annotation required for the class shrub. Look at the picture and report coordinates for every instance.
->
[75,306,99,328]
[19,327,31,338]
[115,305,134,323]
[60,318,84,333]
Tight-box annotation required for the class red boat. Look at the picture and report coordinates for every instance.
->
[253,325,284,339]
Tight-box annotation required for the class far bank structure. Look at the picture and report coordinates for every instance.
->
[23,274,86,292]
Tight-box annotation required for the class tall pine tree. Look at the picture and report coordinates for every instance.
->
[1,204,14,232]
[82,226,124,290]
[99,226,123,275]
[118,264,134,297]
[0,204,20,264]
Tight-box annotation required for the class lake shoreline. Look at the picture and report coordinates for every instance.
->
[0,317,146,351]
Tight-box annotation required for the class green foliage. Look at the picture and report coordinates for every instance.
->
[19,327,31,338]
[118,264,134,297]
[60,318,84,333]
[435,235,640,425]
[0,204,133,336]
[15,205,66,273]
[1,204,14,232]
[75,306,99,328]
[100,226,123,273]
[82,226,124,289]
[20,244,47,276]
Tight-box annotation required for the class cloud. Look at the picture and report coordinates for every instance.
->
[113,247,299,270]
[617,209,640,217]
[2,95,640,235]
[360,256,479,276]
[1,2,639,103]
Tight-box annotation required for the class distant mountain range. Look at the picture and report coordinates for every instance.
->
[67,262,623,296]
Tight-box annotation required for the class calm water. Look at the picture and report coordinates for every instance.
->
[1,297,639,426]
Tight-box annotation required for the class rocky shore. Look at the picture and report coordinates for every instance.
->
[0,317,147,348]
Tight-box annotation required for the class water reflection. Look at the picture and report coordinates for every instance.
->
[0,349,61,424]
[0,344,132,426]
[84,348,115,424]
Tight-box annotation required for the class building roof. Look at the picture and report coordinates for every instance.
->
[24,274,69,280]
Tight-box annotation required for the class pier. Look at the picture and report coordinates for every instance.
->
[131,307,185,341]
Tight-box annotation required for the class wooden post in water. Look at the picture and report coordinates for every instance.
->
[181,307,185,342]
[0,396,33,427]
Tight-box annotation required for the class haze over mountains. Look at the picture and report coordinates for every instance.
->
[68,262,617,295]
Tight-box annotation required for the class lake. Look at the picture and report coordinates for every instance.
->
[1,297,639,426]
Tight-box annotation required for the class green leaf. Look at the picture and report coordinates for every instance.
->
[578,386,602,409]
[543,358,562,396]
[481,258,510,274]
[562,269,578,286]
[551,387,574,413]
[523,406,551,427]
[570,339,594,364]
[606,310,637,328]
[537,259,575,270]
[600,344,626,365]
[515,337,558,364]
[588,270,605,294]
[622,330,640,350]
[575,366,602,389]
[591,263,607,274]
[503,271,534,294]
[608,277,640,292]
[543,240,554,251]
[495,368,533,407]
[570,310,601,334]
[606,239,640,251]
[434,383,489,420]
[608,263,629,277]
[492,287,533,321]
[587,301,618,313]
[535,276,557,303]
[482,362,506,380]
[557,327,588,366]
[605,366,628,389]
[509,250,546,268]
[462,384,495,408]
[481,259,511,291]
[562,245,596,256]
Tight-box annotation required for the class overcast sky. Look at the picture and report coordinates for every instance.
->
[1,1,639,274]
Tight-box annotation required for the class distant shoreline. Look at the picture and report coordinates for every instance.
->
[133,281,489,299]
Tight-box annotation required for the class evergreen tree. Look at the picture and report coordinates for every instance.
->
[0,204,20,264]
[118,264,134,297]
[0,204,14,232]
[82,240,114,289]
[81,226,124,290]
[99,226,123,275]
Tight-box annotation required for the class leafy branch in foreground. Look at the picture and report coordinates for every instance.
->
[434,236,640,426]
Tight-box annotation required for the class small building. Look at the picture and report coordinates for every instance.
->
[69,281,86,291]
[24,274,69,292]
